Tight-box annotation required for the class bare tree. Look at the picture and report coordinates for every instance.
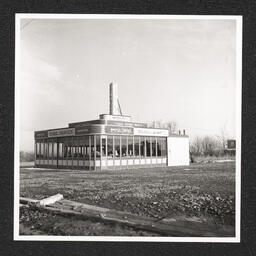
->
[149,120,177,133]
[165,120,177,134]
[156,120,163,128]
[190,131,229,157]
[201,136,220,156]
[215,127,228,155]
[150,121,157,128]
[150,120,162,128]
[190,136,202,156]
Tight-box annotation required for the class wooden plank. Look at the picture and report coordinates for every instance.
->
[20,194,63,206]
[51,199,234,237]
[20,197,234,237]
[39,193,63,206]
[20,197,39,204]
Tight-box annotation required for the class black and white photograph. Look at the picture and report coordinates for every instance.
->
[14,14,242,242]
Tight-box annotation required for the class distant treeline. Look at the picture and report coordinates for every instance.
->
[190,135,232,157]
[20,151,34,162]
[150,120,233,158]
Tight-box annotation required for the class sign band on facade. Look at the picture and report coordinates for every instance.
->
[105,126,133,135]
[134,128,169,137]
[48,128,75,137]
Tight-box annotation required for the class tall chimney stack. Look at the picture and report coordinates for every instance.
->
[109,83,119,115]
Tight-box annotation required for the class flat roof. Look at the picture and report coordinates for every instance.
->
[35,115,188,139]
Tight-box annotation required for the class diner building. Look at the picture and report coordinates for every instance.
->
[34,83,189,170]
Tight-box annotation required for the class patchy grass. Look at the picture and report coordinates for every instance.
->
[192,155,235,163]
[20,162,235,230]
[20,161,34,167]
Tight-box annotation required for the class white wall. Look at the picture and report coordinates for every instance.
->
[167,136,189,166]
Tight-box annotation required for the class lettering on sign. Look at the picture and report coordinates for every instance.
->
[123,122,135,127]
[100,114,131,122]
[76,125,105,135]
[35,132,48,138]
[75,127,90,134]
[134,128,169,137]
[107,121,124,126]
[107,120,147,128]
[48,128,75,137]
[133,123,148,128]
[105,126,133,135]
[69,119,106,128]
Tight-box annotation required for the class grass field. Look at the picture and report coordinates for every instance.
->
[20,161,235,236]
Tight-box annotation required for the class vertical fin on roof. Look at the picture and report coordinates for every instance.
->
[109,83,122,115]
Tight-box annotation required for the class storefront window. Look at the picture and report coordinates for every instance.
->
[44,142,48,158]
[78,146,83,157]
[140,137,145,157]
[37,135,167,162]
[40,142,44,158]
[107,136,113,157]
[157,137,167,156]
[152,138,156,156]
[121,136,127,157]
[36,141,45,159]
[162,138,167,156]
[61,137,73,158]
[90,135,95,160]
[68,146,72,157]
[102,137,106,157]
[75,136,90,159]
[85,136,90,159]
[58,143,63,158]
[72,136,85,159]
[134,136,140,157]
[36,142,40,158]
[96,135,100,159]
[63,146,67,158]
[53,142,57,158]
[48,142,52,158]
[128,136,133,157]
[72,146,77,158]
[36,142,44,158]
[146,137,151,157]
[114,136,120,157]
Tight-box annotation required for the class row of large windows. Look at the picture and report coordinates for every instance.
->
[35,135,167,159]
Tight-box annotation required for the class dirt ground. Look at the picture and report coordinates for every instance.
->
[19,206,157,236]
[19,162,235,236]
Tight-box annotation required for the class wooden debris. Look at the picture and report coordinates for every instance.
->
[39,194,63,206]
[20,197,39,205]
[20,197,234,237]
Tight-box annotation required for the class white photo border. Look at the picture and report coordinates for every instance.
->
[14,14,242,242]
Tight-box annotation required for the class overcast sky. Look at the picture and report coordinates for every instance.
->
[19,17,237,151]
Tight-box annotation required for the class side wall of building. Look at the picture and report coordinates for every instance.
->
[167,137,189,166]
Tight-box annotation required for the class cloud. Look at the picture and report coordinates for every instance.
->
[21,52,61,88]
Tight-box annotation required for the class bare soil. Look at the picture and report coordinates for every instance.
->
[20,205,157,236]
